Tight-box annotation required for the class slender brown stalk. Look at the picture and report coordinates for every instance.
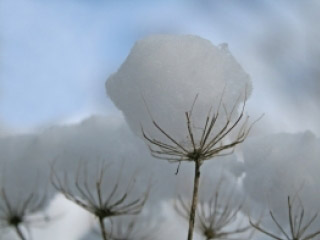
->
[187,160,201,240]
[14,225,26,240]
[99,216,108,240]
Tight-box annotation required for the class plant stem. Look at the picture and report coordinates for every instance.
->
[14,225,26,240]
[187,160,201,240]
[98,217,108,240]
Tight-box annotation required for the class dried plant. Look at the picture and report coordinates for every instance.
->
[174,177,252,240]
[0,186,47,240]
[249,195,320,240]
[108,217,157,240]
[51,162,150,240]
[142,89,259,240]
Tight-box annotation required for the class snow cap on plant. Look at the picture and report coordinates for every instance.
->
[106,34,252,138]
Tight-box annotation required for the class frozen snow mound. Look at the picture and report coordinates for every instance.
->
[106,34,252,138]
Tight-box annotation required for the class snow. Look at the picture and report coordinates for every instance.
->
[106,34,252,139]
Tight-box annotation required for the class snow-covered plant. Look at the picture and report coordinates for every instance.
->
[142,91,258,240]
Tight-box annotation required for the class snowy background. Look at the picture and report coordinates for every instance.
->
[1,0,320,239]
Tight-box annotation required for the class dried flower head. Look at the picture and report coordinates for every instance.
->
[142,90,257,166]
[51,161,150,240]
[0,186,47,240]
[249,195,320,240]
[175,177,252,240]
[142,88,260,240]
[108,217,157,240]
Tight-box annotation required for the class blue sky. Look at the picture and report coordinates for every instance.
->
[1,0,319,133]
[1,2,320,239]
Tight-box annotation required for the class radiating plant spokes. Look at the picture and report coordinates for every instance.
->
[142,88,260,240]
[0,185,48,240]
[174,177,253,240]
[249,195,320,240]
[51,161,150,240]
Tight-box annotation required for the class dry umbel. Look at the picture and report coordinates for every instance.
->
[51,161,149,240]
[249,195,320,240]
[107,216,157,240]
[0,186,47,240]
[142,89,260,240]
[174,177,252,240]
